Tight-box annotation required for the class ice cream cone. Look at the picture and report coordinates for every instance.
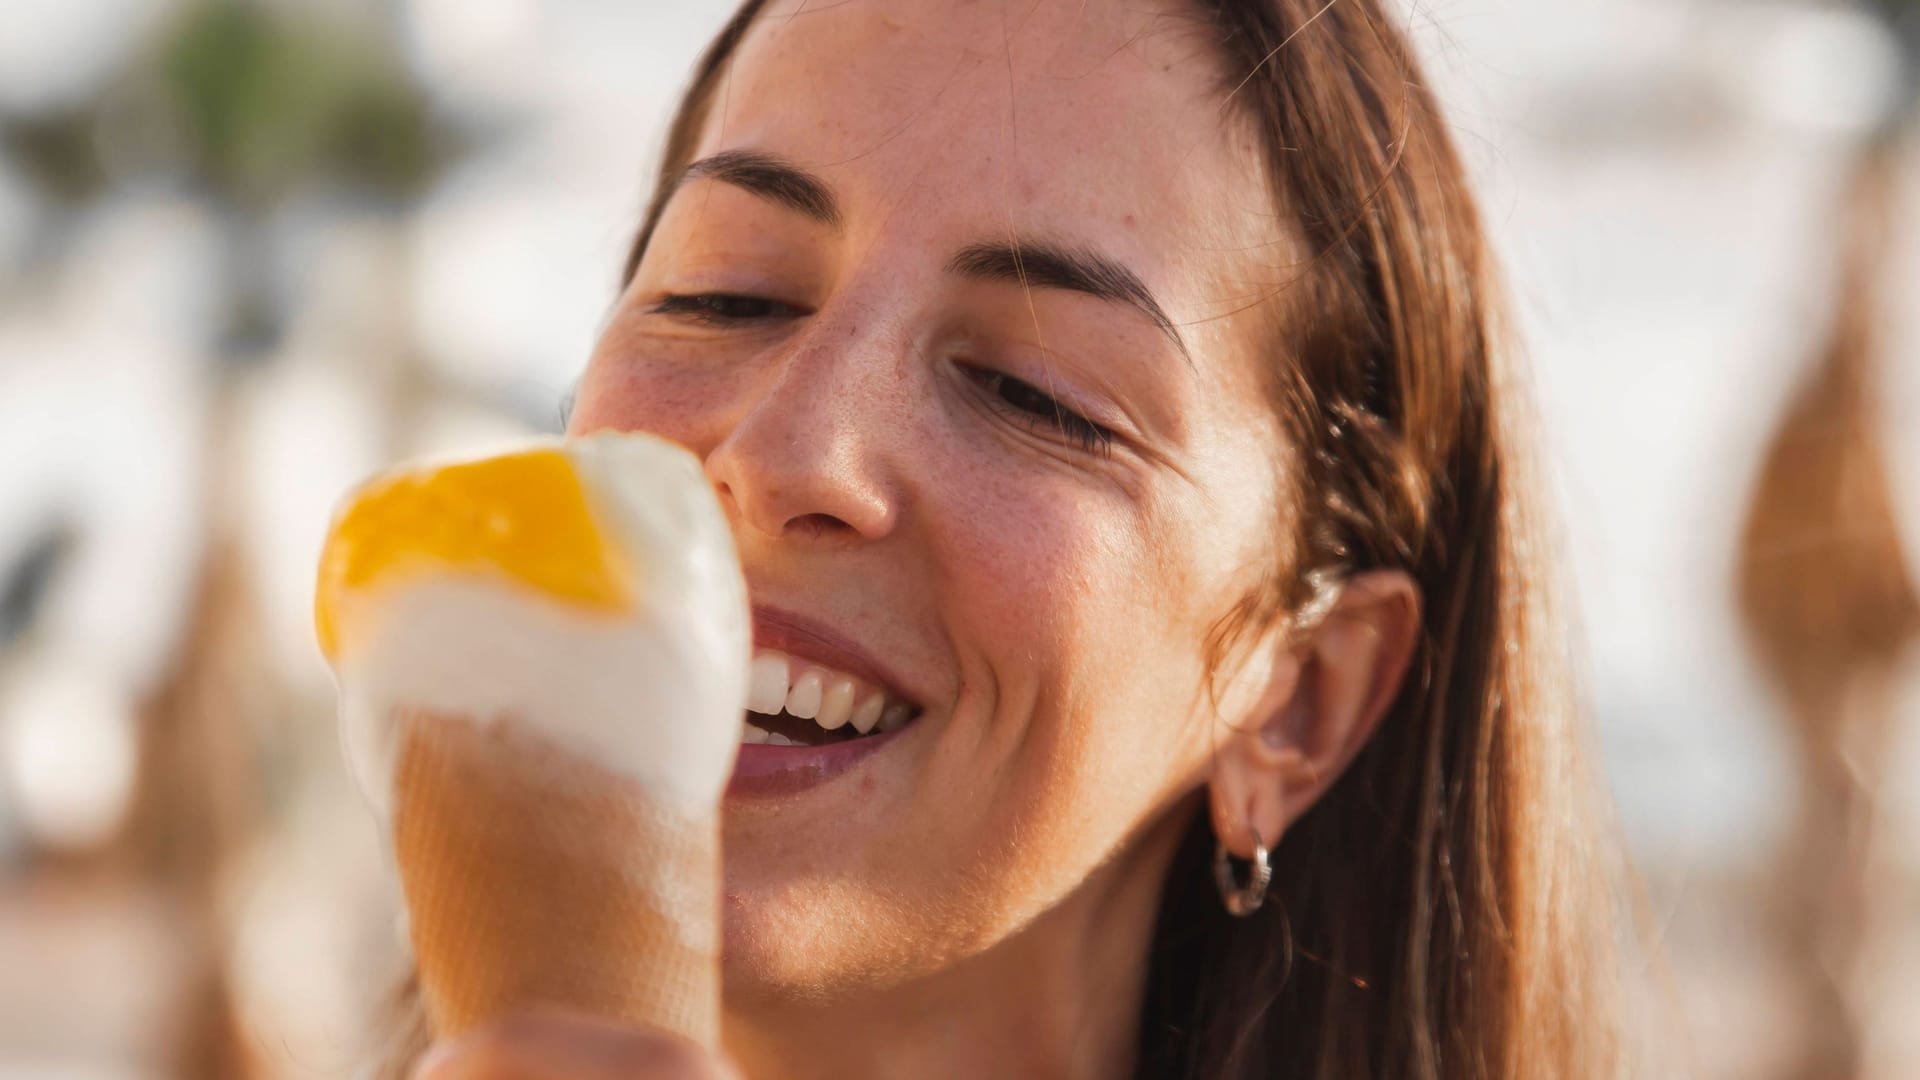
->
[314,433,749,1049]
[390,709,720,1043]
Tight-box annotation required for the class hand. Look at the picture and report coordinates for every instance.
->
[412,1011,742,1080]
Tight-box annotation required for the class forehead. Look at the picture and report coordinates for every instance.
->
[705,0,1279,326]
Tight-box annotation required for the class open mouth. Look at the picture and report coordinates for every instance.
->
[743,647,920,748]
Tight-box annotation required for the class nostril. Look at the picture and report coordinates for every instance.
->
[788,513,851,539]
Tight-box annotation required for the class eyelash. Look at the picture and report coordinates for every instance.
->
[651,292,1115,456]
[964,368,1115,456]
[651,292,801,324]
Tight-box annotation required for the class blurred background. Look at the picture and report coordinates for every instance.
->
[0,0,1915,1076]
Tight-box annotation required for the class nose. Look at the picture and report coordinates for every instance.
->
[703,334,900,546]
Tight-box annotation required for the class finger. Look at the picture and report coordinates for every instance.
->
[412,1011,741,1080]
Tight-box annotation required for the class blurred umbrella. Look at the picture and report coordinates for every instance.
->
[1735,3,1920,1077]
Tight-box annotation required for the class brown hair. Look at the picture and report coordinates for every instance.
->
[377,2,1626,1076]
[1130,4,1623,1078]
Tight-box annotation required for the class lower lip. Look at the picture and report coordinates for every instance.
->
[725,724,907,799]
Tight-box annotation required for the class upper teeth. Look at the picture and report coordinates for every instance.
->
[745,648,916,739]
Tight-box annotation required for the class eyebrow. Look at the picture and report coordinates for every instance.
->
[946,240,1189,360]
[681,149,841,227]
[674,149,1187,358]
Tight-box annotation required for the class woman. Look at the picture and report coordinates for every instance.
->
[402,0,1624,1076]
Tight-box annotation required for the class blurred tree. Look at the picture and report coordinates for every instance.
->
[2,1,448,210]
[124,542,267,1080]
[1736,2,1920,1078]
[161,1,442,207]
[142,8,452,1079]
[1,0,455,355]
[2,6,459,1079]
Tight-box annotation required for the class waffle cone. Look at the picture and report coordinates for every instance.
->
[389,710,720,1045]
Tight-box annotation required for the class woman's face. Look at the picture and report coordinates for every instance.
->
[571,0,1293,998]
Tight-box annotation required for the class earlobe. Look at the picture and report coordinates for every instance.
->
[1207,648,1303,862]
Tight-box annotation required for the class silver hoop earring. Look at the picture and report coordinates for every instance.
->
[1213,826,1272,917]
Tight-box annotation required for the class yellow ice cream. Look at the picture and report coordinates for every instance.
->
[314,431,750,814]
[315,447,637,661]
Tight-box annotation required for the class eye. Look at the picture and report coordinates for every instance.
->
[966,367,1115,456]
[651,293,803,325]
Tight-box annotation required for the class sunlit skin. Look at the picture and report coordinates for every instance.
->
[421,1,1418,1078]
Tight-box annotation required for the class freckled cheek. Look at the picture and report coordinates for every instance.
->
[930,475,1146,708]
[930,483,1206,856]
[569,344,741,450]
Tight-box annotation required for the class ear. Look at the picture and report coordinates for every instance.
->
[1209,570,1421,859]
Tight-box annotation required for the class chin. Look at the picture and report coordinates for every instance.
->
[719,884,868,1004]
[717,862,980,1008]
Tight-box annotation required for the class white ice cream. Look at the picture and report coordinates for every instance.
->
[329,431,750,817]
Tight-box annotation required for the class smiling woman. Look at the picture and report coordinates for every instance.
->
[391,1,1627,1078]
